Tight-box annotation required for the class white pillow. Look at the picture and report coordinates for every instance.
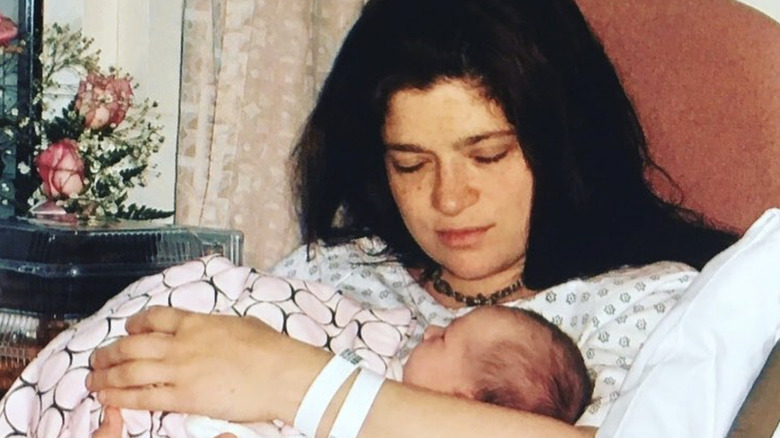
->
[597,208,780,438]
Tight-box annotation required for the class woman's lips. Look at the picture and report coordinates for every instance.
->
[435,226,492,248]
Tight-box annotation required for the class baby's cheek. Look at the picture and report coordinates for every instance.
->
[400,349,424,385]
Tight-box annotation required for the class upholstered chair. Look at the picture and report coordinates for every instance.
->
[576,0,780,233]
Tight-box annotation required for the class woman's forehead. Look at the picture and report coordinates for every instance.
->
[382,80,511,143]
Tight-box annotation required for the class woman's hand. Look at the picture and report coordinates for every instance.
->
[86,307,331,423]
[91,406,238,438]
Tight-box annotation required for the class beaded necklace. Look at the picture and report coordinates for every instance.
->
[429,267,524,306]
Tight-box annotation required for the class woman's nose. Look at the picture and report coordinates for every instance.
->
[423,325,445,341]
[431,164,478,216]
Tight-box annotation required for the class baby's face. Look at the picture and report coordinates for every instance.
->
[402,308,500,395]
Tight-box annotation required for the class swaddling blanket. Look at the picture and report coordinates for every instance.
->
[0,255,414,438]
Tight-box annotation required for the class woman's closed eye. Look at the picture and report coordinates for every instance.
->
[390,160,426,173]
[386,154,430,173]
[472,149,510,165]
[386,144,514,173]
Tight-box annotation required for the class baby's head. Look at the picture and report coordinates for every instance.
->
[403,306,592,424]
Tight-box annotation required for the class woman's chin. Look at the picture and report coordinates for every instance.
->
[439,261,502,282]
[436,253,524,284]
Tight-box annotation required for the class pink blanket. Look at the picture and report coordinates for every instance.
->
[0,255,414,437]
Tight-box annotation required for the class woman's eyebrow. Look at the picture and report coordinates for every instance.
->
[455,129,515,149]
[385,142,426,153]
[385,129,515,152]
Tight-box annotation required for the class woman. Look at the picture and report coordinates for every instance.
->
[87,0,737,436]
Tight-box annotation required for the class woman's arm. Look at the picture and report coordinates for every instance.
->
[320,376,596,438]
[87,307,594,438]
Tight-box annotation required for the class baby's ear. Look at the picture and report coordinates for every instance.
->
[462,384,487,403]
[456,389,476,402]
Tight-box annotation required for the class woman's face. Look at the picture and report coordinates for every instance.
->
[382,79,534,287]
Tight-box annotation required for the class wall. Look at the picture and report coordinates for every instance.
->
[43,0,183,217]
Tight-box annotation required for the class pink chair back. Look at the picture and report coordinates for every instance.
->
[576,0,780,232]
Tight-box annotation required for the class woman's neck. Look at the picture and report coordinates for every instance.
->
[415,264,536,309]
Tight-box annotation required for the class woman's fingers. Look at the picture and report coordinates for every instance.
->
[96,385,183,414]
[92,406,123,438]
[92,405,236,438]
[88,332,176,391]
[87,359,174,391]
[125,306,189,335]
[90,332,172,370]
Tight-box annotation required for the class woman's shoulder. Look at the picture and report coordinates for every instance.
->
[559,261,696,314]
[574,260,697,299]
[272,237,388,276]
[270,237,420,308]
[586,260,697,285]
[503,261,696,350]
[564,260,697,324]
[525,261,696,308]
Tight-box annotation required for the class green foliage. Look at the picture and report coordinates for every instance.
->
[115,203,174,221]
[42,100,85,143]
[120,165,147,184]
[98,148,131,168]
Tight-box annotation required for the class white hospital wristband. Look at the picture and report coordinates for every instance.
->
[294,349,362,438]
[328,368,386,438]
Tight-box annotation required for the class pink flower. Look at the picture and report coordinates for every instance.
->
[75,72,134,130]
[35,139,86,200]
[0,14,18,46]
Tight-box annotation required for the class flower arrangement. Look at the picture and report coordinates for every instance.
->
[5,21,173,221]
[0,13,18,46]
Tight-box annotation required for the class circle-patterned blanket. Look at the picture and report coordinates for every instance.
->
[0,255,414,438]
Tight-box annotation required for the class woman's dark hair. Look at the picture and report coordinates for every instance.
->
[292,0,738,289]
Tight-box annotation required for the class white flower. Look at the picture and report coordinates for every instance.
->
[17,162,30,175]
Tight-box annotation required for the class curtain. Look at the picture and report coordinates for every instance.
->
[176,0,364,268]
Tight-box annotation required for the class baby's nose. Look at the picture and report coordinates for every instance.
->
[422,325,445,341]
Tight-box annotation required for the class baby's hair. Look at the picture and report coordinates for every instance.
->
[470,307,592,424]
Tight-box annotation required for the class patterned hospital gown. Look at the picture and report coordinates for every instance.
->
[271,237,697,428]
